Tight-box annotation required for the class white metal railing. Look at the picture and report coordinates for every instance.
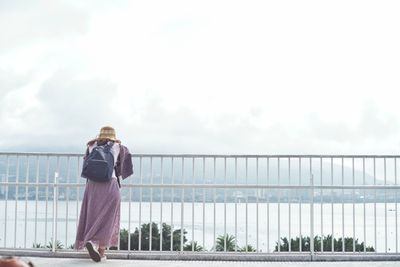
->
[0,152,399,257]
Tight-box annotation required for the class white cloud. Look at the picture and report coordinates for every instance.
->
[0,0,89,52]
[0,0,400,154]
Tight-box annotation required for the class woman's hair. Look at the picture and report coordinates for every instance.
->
[96,138,112,145]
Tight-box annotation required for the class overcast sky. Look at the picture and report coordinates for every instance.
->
[0,0,399,154]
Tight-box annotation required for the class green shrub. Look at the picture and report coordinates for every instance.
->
[275,235,374,252]
[111,222,188,251]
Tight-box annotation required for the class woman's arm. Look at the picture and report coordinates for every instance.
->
[115,145,133,179]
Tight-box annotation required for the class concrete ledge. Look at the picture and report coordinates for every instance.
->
[0,249,128,260]
[312,253,400,261]
[1,249,400,261]
[127,252,310,261]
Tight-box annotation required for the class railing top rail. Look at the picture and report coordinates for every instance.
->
[0,151,400,158]
[1,182,399,189]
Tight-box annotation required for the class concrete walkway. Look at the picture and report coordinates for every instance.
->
[22,257,400,267]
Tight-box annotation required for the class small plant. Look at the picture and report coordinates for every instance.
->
[215,234,239,251]
[32,243,45,248]
[33,239,64,250]
[46,240,64,249]
[183,241,205,252]
[240,244,256,252]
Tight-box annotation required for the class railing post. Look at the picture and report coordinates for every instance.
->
[310,165,314,259]
[52,171,58,253]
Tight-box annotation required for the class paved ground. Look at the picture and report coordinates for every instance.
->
[20,257,400,267]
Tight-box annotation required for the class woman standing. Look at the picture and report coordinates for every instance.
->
[74,126,133,262]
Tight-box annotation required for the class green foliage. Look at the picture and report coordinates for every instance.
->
[33,239,64,249]
[275,235,375,252]
[112,222,188,251]
[240,244,256,252]
[32,243,45,248]
[215,234,239,251]
[46,239,64,249]
[29,223,375,254]
[183,241,205,251]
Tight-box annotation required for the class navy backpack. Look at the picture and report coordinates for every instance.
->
[81,141,116,183]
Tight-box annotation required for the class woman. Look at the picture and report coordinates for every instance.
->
[74,126,133,262]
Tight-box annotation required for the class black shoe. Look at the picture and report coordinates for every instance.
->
[85,241,101,262]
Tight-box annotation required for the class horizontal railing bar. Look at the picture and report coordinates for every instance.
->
[1,182,400,190]
[133,154,400,158]
[0,152,84,157]
[1,152,400,158]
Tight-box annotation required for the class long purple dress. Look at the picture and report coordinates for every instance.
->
[74,142,133,249]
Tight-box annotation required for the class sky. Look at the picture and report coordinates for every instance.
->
[0,0,400,154]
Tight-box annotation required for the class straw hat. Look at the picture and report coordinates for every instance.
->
[98,126,118,140]
[88,126,121,145]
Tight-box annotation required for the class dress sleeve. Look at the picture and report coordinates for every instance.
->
[115,145,134,179]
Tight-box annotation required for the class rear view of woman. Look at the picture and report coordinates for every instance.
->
[74,126,133,262]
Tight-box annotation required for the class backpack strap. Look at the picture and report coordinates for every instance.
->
[103,140,121,188]
[115,165,121,188]
[85,146,89,185]
[103,140,120,187]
